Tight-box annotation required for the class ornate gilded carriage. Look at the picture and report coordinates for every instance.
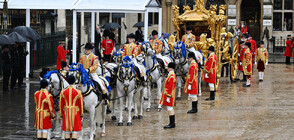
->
[171,0,240,89]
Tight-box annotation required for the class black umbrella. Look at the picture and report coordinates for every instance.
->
[8,32,31,43]
[133,21,151,27]
[11,26,41,40]
[0,35,15,45]
[101,23,121,29]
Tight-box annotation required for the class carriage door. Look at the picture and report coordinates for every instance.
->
[241,0,261,41]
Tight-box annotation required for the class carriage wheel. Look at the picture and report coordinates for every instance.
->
[230,38,239,81]
[215,63,221,91]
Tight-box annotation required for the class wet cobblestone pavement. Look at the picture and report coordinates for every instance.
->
[1,64,294,139]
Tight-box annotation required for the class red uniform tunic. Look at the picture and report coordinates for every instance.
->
[284,40,292,57]
[204,53,217,83]
[34,89,55,130]
[159,71,177,107]
[238,25,247,34]
[184,60,198,95]
[60,86,84,131]
[56,45,69,70]
[101,39,114,55]
[238,47,246,71]
[242,48,252,76]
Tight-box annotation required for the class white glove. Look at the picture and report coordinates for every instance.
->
[130,55,133,59]
[245,66,247,69]
[205,73,209,78]
[238,53,240,57]
[166,98,170,103]
[266,62,268,66]
[255,62,257,65]
[240,62,242,66]
[188,85,192,90]
[102,48,105,51]
[86,69,89,73]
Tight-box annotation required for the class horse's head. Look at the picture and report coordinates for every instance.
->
[142,41,154,56]
[112,49,123,64]
[118,56,135,88]
[173,41,186,64]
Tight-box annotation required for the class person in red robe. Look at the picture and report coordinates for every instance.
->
[242,42,253,87]
[204,46,217,101]
[34,79,55,140]
[238,21,248,34]
[101,30,114,62]
[184,52,199,113]
[56,40,69,70]
[248,35,257,64]
[159,62,177,129]
[285,35,292,65]
[60,75,83,140]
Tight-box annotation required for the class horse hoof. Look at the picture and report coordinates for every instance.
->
[93,134,96,138]
[100,124,103,127]
[176,97,181,100]
[124,107,128,111]
[144,97,149,100]
[127,122,132,126]
[198,94,202,97]
[132,116,138,119]
[138,115,143,119]
[131,108,134,112]
[111,116,117,120]
[118,122,123,126]
[146,108,151,112]
[157,108,162,112]
[100,133,106,137]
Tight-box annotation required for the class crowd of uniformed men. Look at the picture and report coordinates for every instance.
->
[31,24,273,139]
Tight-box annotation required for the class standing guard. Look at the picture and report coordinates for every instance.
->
[34,79,55,140]
[255,41,268,81]
[60,75,83,140]
[56,39,69,70]
[242,42,253,87]
[204,46,217,101]
[159,62,177,129]
[184,52,199,113]
[285,35,292,65]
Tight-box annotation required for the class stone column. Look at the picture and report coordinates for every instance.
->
[262,0,273,53]
[80,12,87,56]
[57,10,66,32]
[165,1,173,33]
[96,12,100,25]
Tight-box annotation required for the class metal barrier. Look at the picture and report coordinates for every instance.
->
[31,32,66,70]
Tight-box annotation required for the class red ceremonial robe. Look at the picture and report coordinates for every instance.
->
[284,40,292,57]
[159,71,177,107]
[56,45,69,70]
[184,60,199,95]
[60,86,84,131]
[204,53,217,83]
[101,39,114,55]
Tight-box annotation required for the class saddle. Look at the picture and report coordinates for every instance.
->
[133,65,145,86]
[156,58,167,75]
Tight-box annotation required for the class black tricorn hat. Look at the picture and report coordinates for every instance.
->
[260,41,264,45]
[244,42,251,48]
[168,62,176,69]
[85,43,93,50]
[208,46,214,51]
[152,30,158,36]
[288,35,292,39]
[188,52,196,59]
[186,26,192,31]
[61,61,68,69]
[127,33,135,39]
[67,75,76,84]
[59,39,65,44]
[40,79,49,89]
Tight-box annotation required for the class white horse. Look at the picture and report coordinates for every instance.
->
[142,41,164,111]
[115,57,145,126]
[159,37,172,56]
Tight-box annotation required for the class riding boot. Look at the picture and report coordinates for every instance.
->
[37,138,42,140]
[205,91,215,101]
[187,101,198,113]
[102,93,109,105]
[64,139,70,140]
[164,115,175,129]
[72,139,77,140]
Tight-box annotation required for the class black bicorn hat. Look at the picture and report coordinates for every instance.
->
[40,79,49,89]
[244,42,251,48]
[61,61,68,69]
[188,52,196,59]
[127,33,135,39]
[260,41,264,45]
[67,75,76,84]
[208,46,214,51]
[152,30,158,36]
[168,62,176,69]
[85,43,93,50]
[186,26,192,31]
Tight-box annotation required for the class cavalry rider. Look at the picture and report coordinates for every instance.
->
[184,52,199,114]
[255,41,268,81]
[34,79,55,140]
[60,75,83,140]
[242,42,253,87]
[149,30,163,58]
[122,33,146,80]
[204,46,217,101]
[159,62,177,129]
[56,39,70,70]
[79,43,109,104]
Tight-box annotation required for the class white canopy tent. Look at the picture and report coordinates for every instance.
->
[1,0,162,77]
[72,0,162,63]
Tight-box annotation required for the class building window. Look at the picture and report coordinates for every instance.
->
[273,0,294,31]
[148,12,158,25]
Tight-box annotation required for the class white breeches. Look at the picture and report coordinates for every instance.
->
[133,60,146,77]
[91,73,107,93]
[167,106,174,111]
[209,83,215,91]
[188,94,197,98]
[64,131,78,134]
[37,129,49,133]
